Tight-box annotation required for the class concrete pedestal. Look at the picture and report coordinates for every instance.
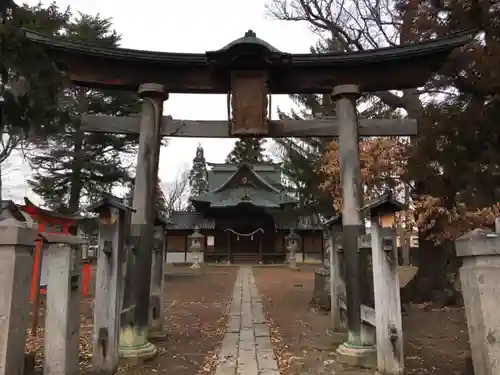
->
[118,329,157,362]
[456,228,500,375]
[288,251,297,269]
[189,252,202,269]
[0,218,37,375]
[336,342,377,369]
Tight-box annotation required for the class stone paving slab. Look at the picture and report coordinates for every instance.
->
[256,336,274,351]
[214,267,279,375]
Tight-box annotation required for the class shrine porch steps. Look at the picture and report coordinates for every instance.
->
[231,253,261,264]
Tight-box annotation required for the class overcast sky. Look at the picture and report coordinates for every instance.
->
[3,0,319,205]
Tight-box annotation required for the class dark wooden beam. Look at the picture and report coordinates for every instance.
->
[81,115,417,137]
[25,29,473,93]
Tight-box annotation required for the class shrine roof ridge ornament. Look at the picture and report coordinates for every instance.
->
[23,28,475,93]
[215,29,283,54]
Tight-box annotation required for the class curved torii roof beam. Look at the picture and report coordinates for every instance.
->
[23,29,474,94]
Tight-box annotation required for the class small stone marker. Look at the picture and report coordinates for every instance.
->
[88,196,134,373]
[40,232,87,375]
[0,217,38,375]
[456,228,500,375]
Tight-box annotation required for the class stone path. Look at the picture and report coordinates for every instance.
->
[215,266,279,375]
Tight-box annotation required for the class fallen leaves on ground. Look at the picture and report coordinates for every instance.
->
[253,265,471,375]
[24,266,238,375]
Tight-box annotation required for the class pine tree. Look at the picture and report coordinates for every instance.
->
[274,93,336,216]
[125,178,167,218]
[0,2,70,200]
[27,13,140,212]
[226,138,267,164]
[189,144,208,196]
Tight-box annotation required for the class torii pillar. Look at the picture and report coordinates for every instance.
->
[333,84,376,364]
[119,83,167,360]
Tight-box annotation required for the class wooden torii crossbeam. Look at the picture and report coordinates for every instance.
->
[81,115,418,137]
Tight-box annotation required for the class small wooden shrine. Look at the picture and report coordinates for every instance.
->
[166,162,323,264]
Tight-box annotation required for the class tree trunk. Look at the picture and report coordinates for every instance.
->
[68,126,83,213]
[68,91,87,213]
[401,183,411,265]
[400,237,462,307]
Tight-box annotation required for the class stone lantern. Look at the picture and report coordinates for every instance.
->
[285,229,300,269]
[188,227,204,269]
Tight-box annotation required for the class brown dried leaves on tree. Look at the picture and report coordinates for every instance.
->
[320,136,500,244]
[320,137,407,211]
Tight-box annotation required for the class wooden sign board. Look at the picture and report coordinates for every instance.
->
[230,71,269,136]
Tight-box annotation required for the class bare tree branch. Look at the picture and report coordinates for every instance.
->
[266,0,425,117]
[162,164,191,215]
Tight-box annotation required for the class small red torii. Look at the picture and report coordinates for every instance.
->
[19,198,91,300]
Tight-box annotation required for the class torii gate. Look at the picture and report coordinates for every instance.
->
[24,28,472,361]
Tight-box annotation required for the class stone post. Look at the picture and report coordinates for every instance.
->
[288,246,297,269]
[332,84,364,350]
[327,228,344,333]
[120,83,167,360]
[0,218,37,375]
[149,223,167,339]
[88,196,133,374]
[455,228,500,375]
[285,229,300,270]
[371,220,403,375]
[41,232,87,375]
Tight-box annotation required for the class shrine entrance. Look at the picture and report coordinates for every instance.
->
[25,26,472,367]
[228,229,260,253]
[216,209,276,264]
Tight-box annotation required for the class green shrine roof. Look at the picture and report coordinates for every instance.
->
[167,212,215,230]
[166,210,323,231]
[191,162,296,210]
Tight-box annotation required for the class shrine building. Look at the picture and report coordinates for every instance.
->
[166,162,324,264]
